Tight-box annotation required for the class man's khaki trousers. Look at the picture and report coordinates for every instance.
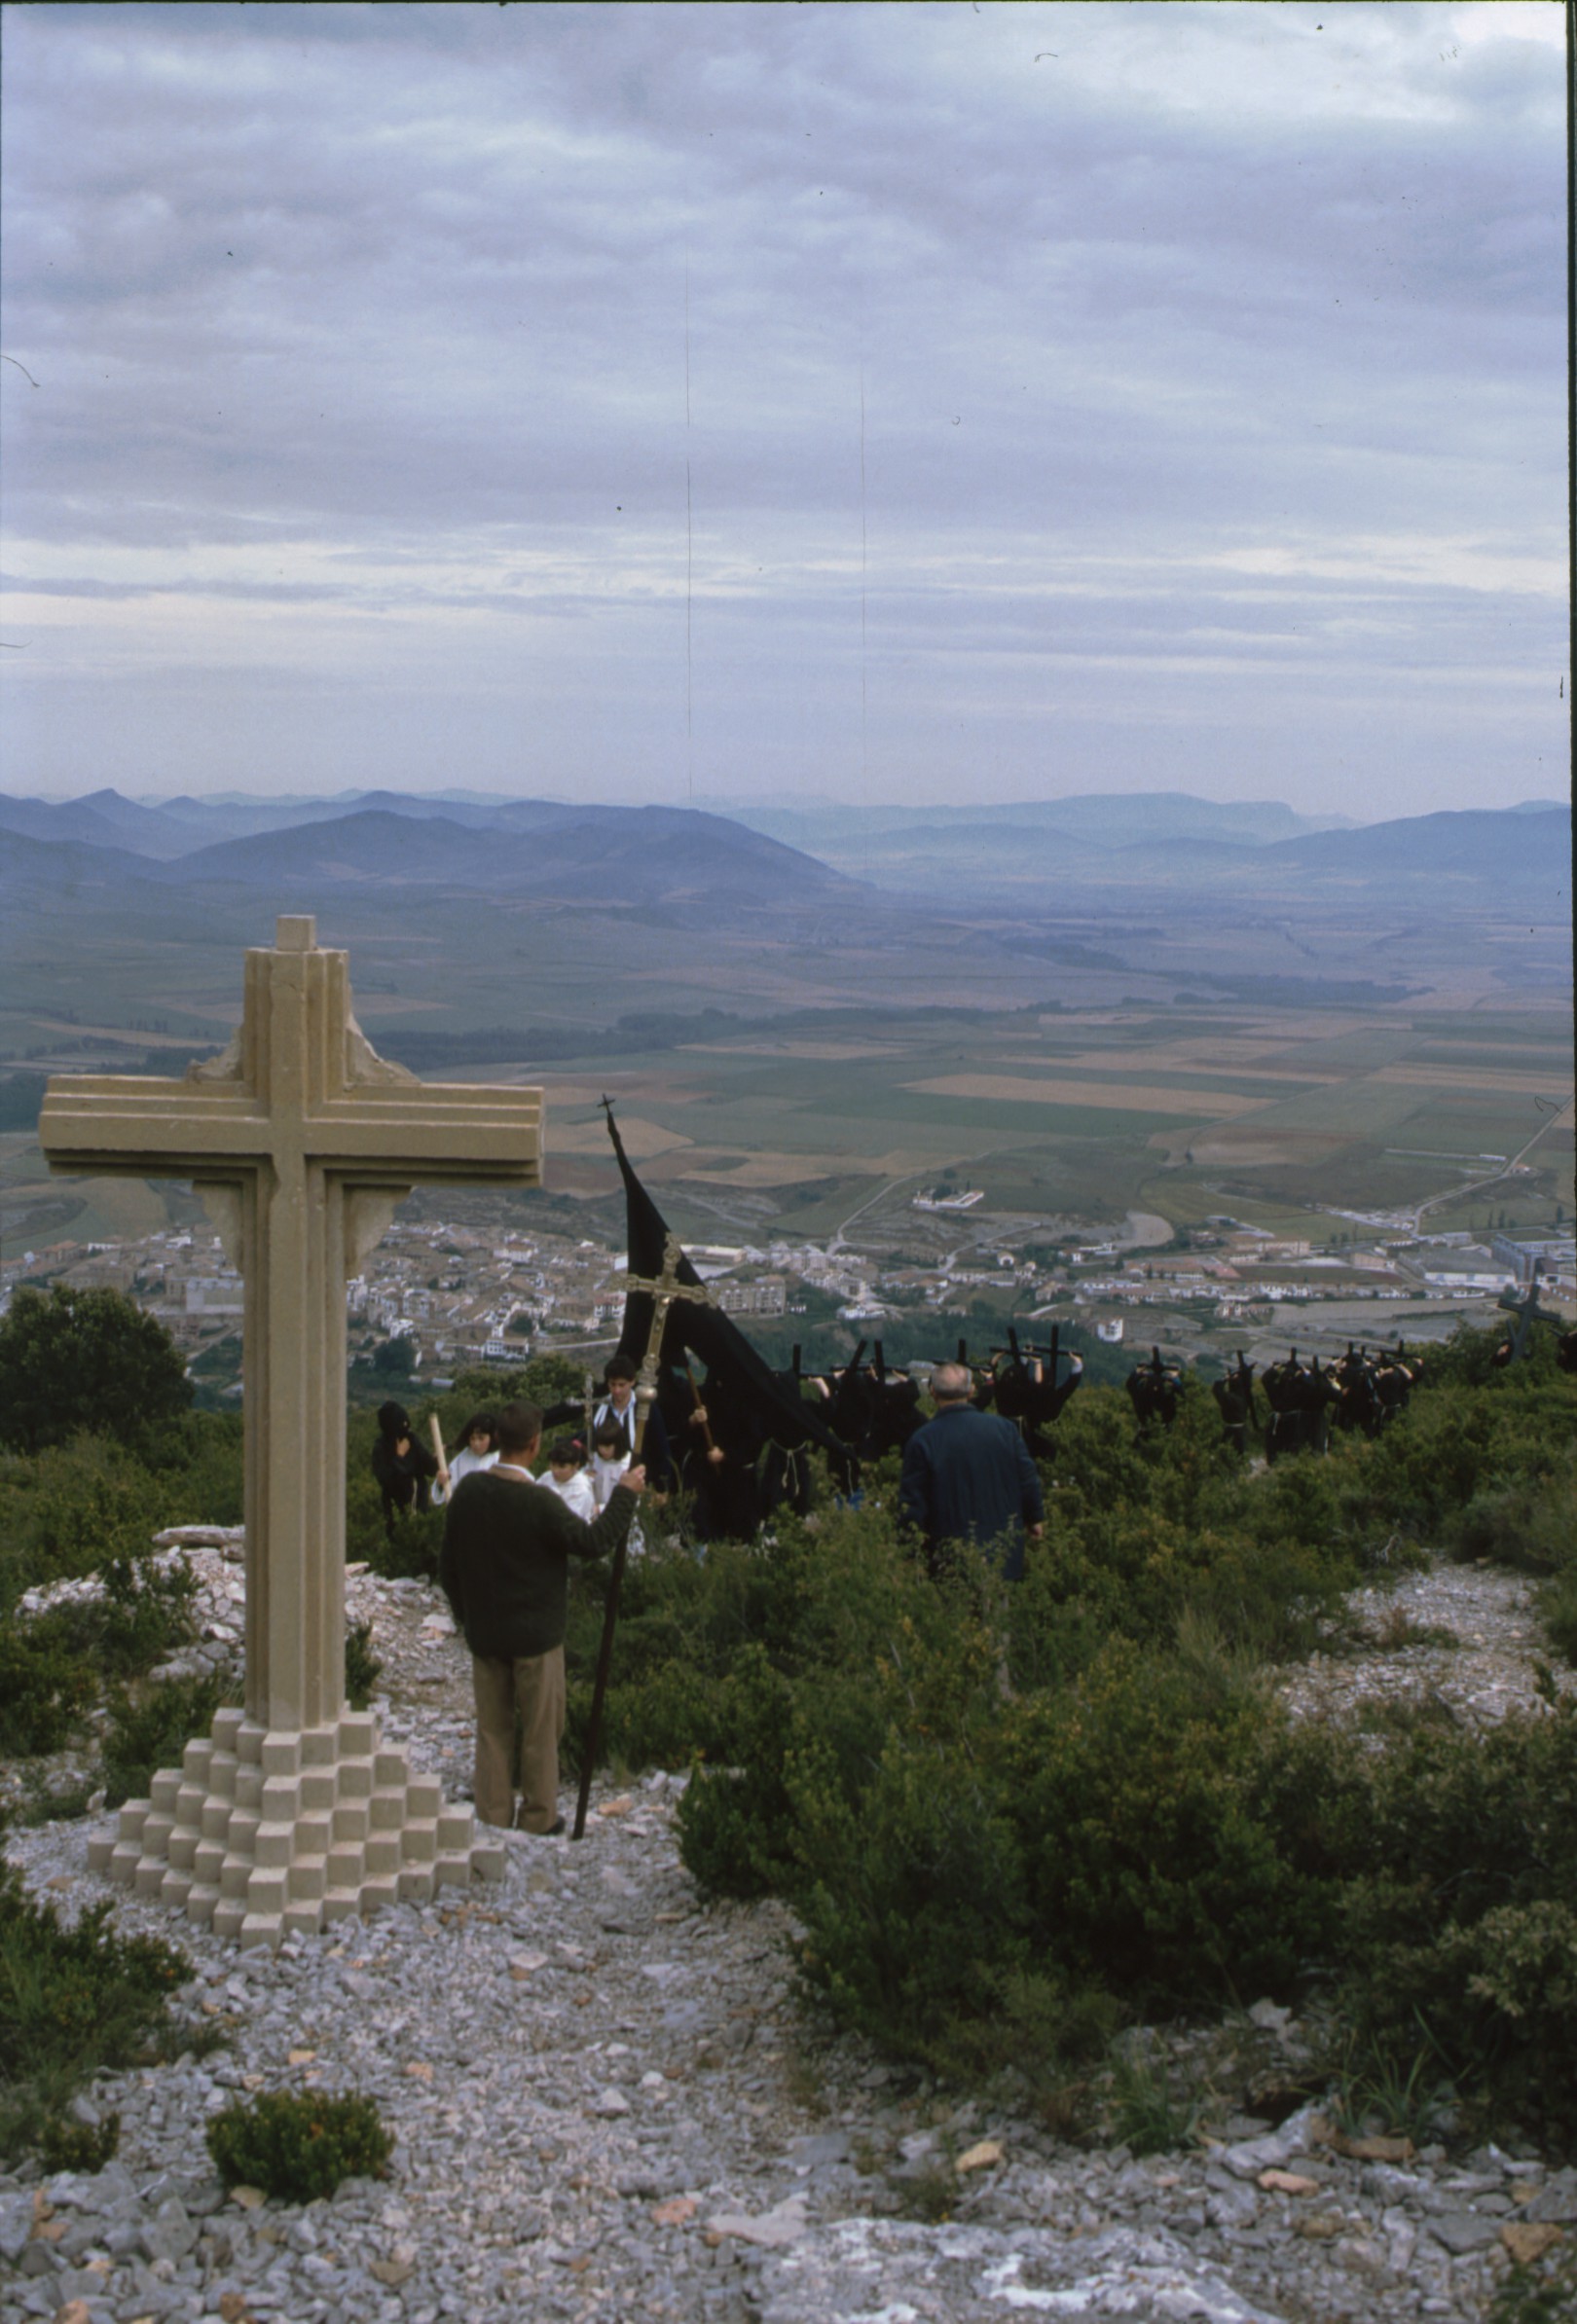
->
[470,1645,566,1833]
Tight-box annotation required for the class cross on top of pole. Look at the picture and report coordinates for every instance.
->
[623,1231,724,1317]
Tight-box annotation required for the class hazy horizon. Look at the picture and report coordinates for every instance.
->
[2,2,1565,821]
[9,781,1568,830]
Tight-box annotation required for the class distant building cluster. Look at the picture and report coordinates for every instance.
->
[2,1201,1569,1382]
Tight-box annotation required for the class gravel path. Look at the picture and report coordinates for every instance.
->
[4,1549,1574,2324]
[1278,1557,1574,1732]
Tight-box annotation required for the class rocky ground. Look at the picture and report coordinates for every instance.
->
[3,1546,1573,2324]
[1277,1556,1576,1731]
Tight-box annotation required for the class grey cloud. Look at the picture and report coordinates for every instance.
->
[0,1,1561,812]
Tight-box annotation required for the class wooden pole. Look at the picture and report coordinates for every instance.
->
[571,1374,654,1840]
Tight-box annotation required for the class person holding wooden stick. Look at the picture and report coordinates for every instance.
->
[430,1408,499,1504]
[440,1399,643,1835]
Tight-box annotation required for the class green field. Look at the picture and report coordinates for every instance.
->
[3,879,1570,1256]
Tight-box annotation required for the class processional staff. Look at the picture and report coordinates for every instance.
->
[572,1228,723,1839]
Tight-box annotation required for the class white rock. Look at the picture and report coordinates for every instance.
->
[705,2195,809,2248]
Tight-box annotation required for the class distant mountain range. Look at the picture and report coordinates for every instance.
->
[704,791,1570,902]
[1,786,1569,916]
[710,789,1360,855]
[0,795,862,917]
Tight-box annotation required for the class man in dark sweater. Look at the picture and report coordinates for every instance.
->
[440,1399,645,1834]
[899,1362,1045,1581]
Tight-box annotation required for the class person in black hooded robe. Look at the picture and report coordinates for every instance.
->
[684,1360,768,1543]
[372,1399,439,1539]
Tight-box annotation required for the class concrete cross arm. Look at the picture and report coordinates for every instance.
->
[39,1073,542,1182]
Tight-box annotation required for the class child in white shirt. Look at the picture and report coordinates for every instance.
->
[432,1410,500,1505]
[541,1436,597,1524]
[591,1423,645,1555]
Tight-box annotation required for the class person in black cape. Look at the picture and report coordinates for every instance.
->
[602,1105,855,1519]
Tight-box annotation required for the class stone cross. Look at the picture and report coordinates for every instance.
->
[38,916,543,1947]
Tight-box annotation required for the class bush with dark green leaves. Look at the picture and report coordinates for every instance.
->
[0,1388,244,1766]
[345,1618,384,1711]
[0,1285,191,1458]
[101,1668,238,1809]
[38,2111,122,2172]
[206,2088,392,2200]
[655,1335,1577,2147]
[0,1434,172,1613]
[0,1554,198,1760]
[0,1607,102,1757]
[678,1595,1577,2144]
[0,1419,242,1628]
[0,1855,186,2160]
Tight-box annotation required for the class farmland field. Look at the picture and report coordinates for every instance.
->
[2,868,1570,1261]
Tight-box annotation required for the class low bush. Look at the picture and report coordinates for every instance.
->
[0,1552,198,1761]
[0,1854,187,2161]
[0,1436,170,1614]
[94,1551,198,1678]
[661,1393,1577,2152]
[1327,1682,1577,2147]
[345,1618,384,1711]
[38,2111,122,2172]
[206,2088,392,2200]
[0,1606,101,1756]
[101,1668,238,1809]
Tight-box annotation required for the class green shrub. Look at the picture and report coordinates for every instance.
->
[146,1410,245,1517]
[0,1284,191,1459]
[672,1645,808,1899]
[345,1619,384,1711]
[94,1551,198,1678]
[206,2088,392,2200]
[101,1669,238,1809]
[38,2111,121,2172]
[0,1435,171,1614]
[1108,2045,1202,2156]
[1330,1687,1577,2147]
[0,1857,186,2159]
[789,1711,1031,2054]
[0,1607,100,1756]
[1491,2238,1577,2324]
[1001,1644,1342,2010]
[0,1547,199,1761]
[326,1337,1577,2147]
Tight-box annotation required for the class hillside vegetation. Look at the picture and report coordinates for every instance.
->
[1,1309,1574,2161]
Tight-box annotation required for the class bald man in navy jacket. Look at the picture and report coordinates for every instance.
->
[899,1362,1045,1580]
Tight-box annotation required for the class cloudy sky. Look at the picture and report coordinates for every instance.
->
[0,0,1565,820]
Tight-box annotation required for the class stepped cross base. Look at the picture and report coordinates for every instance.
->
[87,1706,506,1950]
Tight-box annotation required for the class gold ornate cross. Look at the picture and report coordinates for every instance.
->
[620,1231,722,1457]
